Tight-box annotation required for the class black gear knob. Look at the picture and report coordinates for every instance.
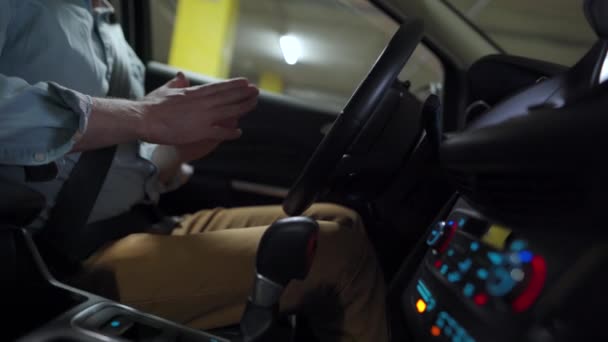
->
[241,217,319,342]
[256,216,319,286]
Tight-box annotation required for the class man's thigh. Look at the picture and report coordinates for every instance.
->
[83,215,367,330]
[85,225,268,328]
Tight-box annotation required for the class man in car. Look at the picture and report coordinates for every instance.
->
[0,0,387,340]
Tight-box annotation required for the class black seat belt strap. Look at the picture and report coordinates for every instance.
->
[37,146,117,265]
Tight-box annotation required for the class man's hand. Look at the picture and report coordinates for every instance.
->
[73,72,259,152]
[149,73,243,163]
[140,72,258,145]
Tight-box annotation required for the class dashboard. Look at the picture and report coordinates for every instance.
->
[399,197,607,341]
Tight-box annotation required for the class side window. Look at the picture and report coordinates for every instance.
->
[149,0,444,111]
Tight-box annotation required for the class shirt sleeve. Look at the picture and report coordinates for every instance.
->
[0,1,91,166]
[139,142,194,194]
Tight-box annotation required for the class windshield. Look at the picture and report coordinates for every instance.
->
[445,0,597,66]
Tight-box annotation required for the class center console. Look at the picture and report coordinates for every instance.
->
[397,197,608,342]
[3,227,228,342]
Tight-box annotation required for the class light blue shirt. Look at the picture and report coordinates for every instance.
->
[0,0,163,228]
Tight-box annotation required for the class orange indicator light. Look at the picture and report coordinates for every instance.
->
[416,298,427,313]
[430,325,441,337]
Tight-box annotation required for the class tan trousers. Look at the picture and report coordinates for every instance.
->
[82,203,388,341]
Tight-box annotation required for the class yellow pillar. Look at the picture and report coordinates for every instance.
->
[169,0,239,78]
[258,71,284,94]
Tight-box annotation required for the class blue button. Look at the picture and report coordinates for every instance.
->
[447,271,462,283]
[110,320,120,328]
[519,250,533,263]
[458,258,473,273]
[470,241,480,252]
[447,249,455,257]
[510,239,528,252]
[458,218,467,227]
[487,251,504,265]
[463,283,475,297]
[440,264,449,275]
[477,268,489,280]
[486,266,515,296]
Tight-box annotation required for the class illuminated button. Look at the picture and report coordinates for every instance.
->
[416,279,436,311]
[110,320,120,328]
[470,241,480,252]
[487,266,515,296]
[447,220,455,227]
[458,258,473,273]
[510,239,528,252]
[487,251,504,265]
[473,293,489,305]
[519,250,533,263]
[434,260,443,268]
[512,255,547,313]
[447,249,455,257]
[447,271,462,283]
[430,325,441,337]
[463,283,475,298]
[416,298,427,313]
[427,221,446,247]
[511,268,525,282]
[476,268,489,280]
[509,253,521,264]
[458,218,467,227]
[439,264,449,275]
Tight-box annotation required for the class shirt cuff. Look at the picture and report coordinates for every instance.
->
[48,82,92,145]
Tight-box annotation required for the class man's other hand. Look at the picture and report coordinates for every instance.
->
[73,72,258,153]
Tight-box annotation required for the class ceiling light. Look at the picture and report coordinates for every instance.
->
[279,35,302,65]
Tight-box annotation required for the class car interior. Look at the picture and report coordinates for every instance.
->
[2,0,607,341]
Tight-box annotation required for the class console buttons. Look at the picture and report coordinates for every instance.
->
[487,251,504,266]
[424,213,547,315]
[486,266,515,297]
[458,258,473,273]
[427,221,447,247]
[416,279,437,311]
[476,268,489,280]
[470,241,480,252]
[433,311,475,341]
[463,283,475,298]
[447,271,462,283]
[100,316,134,336]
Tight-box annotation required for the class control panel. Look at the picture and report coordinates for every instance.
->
[403,209,548,342]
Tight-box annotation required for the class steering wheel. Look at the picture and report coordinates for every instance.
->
[283,18,424,216]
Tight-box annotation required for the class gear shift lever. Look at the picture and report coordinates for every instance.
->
[241,217,319,342]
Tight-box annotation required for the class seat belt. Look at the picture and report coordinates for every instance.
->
[37,18,136,268]
[37,146,117,266]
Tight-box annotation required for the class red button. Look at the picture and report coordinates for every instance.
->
[474,293,488,306]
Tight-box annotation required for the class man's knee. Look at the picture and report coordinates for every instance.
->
[305,203,363,228]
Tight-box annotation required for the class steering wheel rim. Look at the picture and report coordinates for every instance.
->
[283,18,424,216]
